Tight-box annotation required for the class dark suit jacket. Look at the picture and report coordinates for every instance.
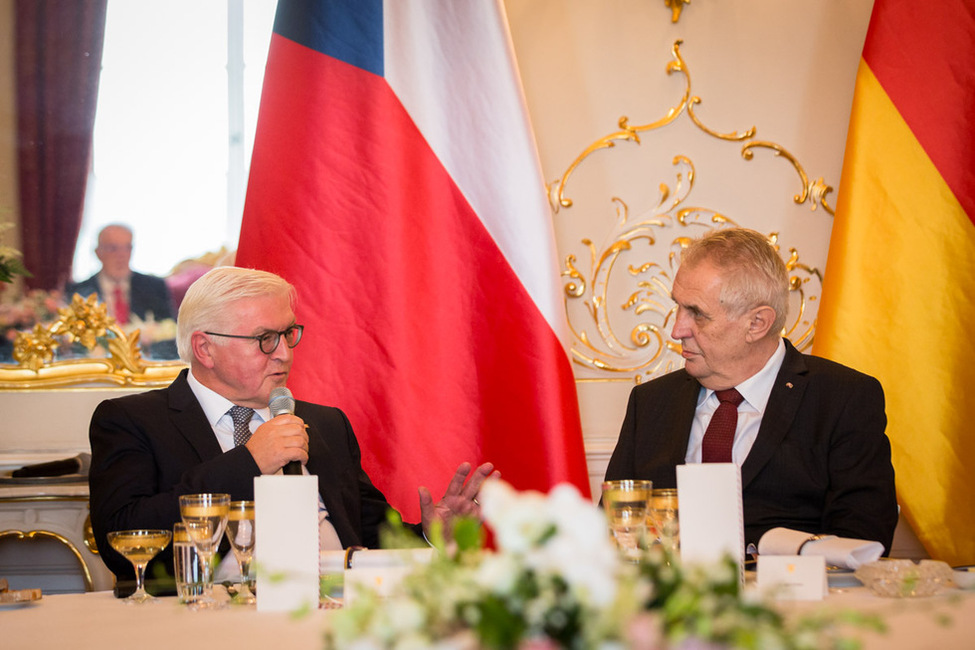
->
[67,271,174,322]
[605,339,898,553]
[88,369,405,580]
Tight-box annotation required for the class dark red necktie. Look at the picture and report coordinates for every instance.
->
[113,285,130,325]
[701,388,744,463]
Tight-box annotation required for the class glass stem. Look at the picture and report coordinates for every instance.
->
[200,552,214,593]
[134,562,148,597]
[238,559,252,585]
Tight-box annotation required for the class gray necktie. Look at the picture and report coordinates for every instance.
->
[228,406,255,447]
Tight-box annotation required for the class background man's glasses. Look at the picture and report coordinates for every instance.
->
[204,324,304,355]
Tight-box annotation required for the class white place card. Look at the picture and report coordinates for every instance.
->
[757,555,827,600]
[255,475,320,612]
[676,463,744,571]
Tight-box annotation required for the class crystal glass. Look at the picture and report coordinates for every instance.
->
[173,522,204,604]
[107,529,172,604]
[226,500,256,605]
[854,559,954,598]
[648,488,679,553]
[179,492,230,609]
[601,479,652,561]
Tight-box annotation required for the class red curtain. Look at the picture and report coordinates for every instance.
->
[15,0,107,291]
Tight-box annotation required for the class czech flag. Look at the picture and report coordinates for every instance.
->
[815,0,975,565]
[237,0,590,522]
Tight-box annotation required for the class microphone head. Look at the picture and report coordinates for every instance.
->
[269,386,295,418]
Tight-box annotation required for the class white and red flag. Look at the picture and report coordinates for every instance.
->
[237,0,590,521]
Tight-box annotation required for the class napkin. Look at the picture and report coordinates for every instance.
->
[757,527,883,570]
[12,453,90,478]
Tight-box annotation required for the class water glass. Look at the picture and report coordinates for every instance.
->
[173,522,204,604]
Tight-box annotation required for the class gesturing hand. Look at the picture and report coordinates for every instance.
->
[418,461,498,539]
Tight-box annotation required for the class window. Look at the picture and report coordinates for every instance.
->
[72,0,277,280]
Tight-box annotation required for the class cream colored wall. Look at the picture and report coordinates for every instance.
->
[504,0,875,497]
[0,1,878,497]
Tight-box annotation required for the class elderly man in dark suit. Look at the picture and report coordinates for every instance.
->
[88,266,494,580]
[66,224,173,323]
[605,228,898,554]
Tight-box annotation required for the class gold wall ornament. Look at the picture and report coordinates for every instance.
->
[665,0,691,23]
[548,40,692,213]
[563,208,822,382]
[1,293,185,389]
[548,41,836,218]
[551,41,830,382]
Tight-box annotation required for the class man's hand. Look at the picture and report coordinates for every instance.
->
[418,461,498,539]
[244,413,309,474]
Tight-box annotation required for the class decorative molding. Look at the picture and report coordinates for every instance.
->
[0,528,93,591]
[1,293,185,389]
[665,0,692,24]
[548,41,830,383]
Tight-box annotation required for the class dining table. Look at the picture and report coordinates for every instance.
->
[3,581,974,649]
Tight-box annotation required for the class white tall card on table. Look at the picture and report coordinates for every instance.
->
[677,463,745,571]
[255,475,319,612]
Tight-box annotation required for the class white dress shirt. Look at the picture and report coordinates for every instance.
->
[186,371,343,559]
[685,337,786,466]
[96,273,130,322]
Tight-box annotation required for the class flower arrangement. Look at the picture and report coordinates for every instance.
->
[1,289,66,336]
[324,480,883,650]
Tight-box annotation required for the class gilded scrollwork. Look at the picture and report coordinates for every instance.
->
[553,41,829,382]
[665,0,692,23]
[1,293,185,388]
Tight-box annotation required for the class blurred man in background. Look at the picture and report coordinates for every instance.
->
[67,224,173,324]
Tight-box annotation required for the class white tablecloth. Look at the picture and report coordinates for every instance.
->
[3,586,974,649]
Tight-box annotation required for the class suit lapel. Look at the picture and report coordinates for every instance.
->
[740,340,808,488]
[167,370,225,461]
[670,373,701,466]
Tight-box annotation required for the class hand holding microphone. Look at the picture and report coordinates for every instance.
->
[269,386,303,475]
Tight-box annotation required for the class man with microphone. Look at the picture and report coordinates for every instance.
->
[88,266,495,581]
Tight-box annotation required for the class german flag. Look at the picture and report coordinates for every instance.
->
[815,0,975,565]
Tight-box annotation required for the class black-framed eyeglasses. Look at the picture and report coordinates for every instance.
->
[204,324,304,355]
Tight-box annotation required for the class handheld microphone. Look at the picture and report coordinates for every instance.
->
[269,387,302,475]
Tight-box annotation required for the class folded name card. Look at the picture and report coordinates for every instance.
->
[677,463,744,572]
[255,475,320,612]
[757,555,827,600]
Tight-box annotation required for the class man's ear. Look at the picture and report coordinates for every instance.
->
[744,306,776,342]
[190,331,216,368]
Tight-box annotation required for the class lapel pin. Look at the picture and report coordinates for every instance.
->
[786,382,794,389]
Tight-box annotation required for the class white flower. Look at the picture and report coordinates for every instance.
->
[484,481,621,607]
[480,480,552,553]
[384,598,426,635]
[474,552,521,594]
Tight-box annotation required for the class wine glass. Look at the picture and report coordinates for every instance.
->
[226,500,256,605]
[107,529,172,604]
[601,479,652,562]
[178,492,230,609]
[648,488,679,554]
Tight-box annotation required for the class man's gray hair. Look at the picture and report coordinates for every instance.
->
[176,266,296,362]
[680,228,790,334]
